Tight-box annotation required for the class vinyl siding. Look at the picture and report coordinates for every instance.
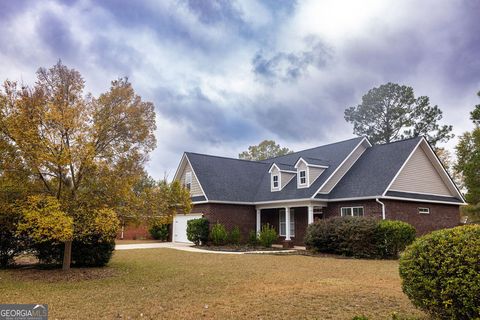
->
[389,144,453,196]
[309,167,325,184]
[282,172,295,188]
[179,161,204,197]
[320,144,367,193]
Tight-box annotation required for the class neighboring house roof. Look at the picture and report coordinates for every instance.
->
[179,136,465,205]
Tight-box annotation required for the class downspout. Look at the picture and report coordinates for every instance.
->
[376,198,386,220]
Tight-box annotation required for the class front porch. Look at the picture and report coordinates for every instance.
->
[256,201,326,247]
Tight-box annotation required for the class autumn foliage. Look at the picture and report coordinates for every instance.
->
[0,61,189,268]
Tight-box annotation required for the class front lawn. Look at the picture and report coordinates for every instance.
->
[0,249,425,319]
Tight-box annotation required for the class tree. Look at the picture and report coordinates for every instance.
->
[344,82,453,147]
[0,61,157,269]
[455,92,480,222]
[239,140,293,160]
[436,148,464,191]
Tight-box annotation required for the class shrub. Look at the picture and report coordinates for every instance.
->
[376,220,416,258]
[399,225,480,320]
[247,230,258,246]
[229,226,241,245]
[210,222,228,246]
[305,217,416,259]
[149,224,169,241]
[258,224,277,248]
[0,205,26,268]
[33,206,119,267]
[33,238,115,267]
[187,218,209,245]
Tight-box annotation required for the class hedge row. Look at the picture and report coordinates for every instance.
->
[304,217,416,259]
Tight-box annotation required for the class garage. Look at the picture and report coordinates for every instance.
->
[172,213,203,243]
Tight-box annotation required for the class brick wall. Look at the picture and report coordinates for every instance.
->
[383,199,460,234]
[324,200,383,219]
[191,203,256,242]
[117,222,151,240]
[324,199,460,235]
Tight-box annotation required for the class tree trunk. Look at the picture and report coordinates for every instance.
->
[62,240,72,270]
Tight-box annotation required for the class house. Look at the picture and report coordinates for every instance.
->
[172,136,465,246]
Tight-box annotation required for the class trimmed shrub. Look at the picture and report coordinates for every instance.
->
[305,217,416,259]
[210,222,228,246]
[376,220,416,258]
[258,224,277,248]
[247,230,258,246]
[229,226,241,245]
[149,224,169,241]
[33,238,115,267]
[0,206,26,268]
[72,238,115,267]
[186,218,209,245]
[399,225,480,320]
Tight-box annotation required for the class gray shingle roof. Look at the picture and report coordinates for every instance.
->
[323,137,422,199]
[185,136,463,204]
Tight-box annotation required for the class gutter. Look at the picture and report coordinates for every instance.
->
[376,198,386,220]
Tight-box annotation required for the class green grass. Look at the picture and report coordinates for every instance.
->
[0,249,425,319]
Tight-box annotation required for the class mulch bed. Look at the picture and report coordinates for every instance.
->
[193,245,292,252]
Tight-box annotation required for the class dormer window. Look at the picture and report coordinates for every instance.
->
[299,170,307,185]
[185,171,192,191]
[272,174,279,189]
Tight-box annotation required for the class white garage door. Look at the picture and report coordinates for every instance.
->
[173,214,203,243]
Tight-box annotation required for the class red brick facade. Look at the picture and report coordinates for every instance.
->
[117,222,152,240]
[383,199,460,234]
[191,203,257,242]
[324,199,460,235]
[187,199,460,244]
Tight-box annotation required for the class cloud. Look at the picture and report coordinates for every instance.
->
[252,37,331,83]
[0,0,479,178]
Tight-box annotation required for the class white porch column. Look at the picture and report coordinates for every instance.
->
[308,205,314,225]
[285,207,291,241]
[256,209,261,235]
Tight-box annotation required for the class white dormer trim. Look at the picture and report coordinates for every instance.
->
[294,157,329,169]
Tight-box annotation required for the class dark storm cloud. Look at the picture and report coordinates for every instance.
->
[155,87,260,144]
[252,37,331,83]
[37,11,77,59]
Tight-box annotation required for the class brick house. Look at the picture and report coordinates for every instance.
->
[172,136,465,246]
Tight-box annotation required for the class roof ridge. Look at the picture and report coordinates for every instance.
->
[373,136,423,147]
[185,152,269,164]
[264,136,365,161]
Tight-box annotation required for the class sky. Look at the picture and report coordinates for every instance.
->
[1,0,479,179]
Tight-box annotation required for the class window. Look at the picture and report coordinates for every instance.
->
[299,170,307,185]
[341,206,364,217]
[313,206,323,221]
[418,207,430,215]
[185,171,192,191]
[272,174,279,189]
[279,209,295,237]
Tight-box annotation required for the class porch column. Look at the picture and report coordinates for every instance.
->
[308,205,314,225]
[285,207,291,241]
[256,209,261,235]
